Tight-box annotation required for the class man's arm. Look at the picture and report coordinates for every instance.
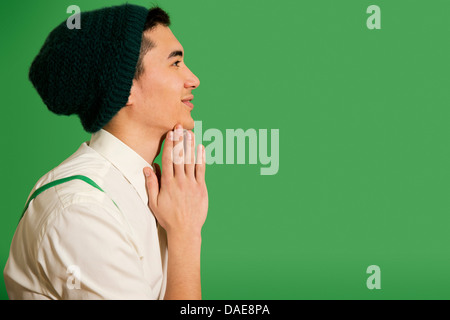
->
[37,201,155,299]
[144,124,208,300]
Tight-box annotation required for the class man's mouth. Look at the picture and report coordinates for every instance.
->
[181,95,194,110]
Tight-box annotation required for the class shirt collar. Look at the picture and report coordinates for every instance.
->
[88,128,153,207]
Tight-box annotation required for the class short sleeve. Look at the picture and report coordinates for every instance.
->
[36,201,155,299]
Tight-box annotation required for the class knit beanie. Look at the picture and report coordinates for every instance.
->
[29,4,149,133]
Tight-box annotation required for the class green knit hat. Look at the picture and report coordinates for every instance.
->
[29,4,149,133]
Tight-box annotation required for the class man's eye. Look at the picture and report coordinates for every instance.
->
[172,60,181,67]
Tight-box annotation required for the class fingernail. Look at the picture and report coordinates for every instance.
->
[144,168,151,177]
[185,131,191,140]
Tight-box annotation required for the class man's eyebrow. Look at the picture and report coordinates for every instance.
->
[167,50,183,59]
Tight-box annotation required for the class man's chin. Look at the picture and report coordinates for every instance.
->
[169,117,194,131]
[182,117,195,131]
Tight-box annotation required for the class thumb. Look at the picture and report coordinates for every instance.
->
[143,167,159,209]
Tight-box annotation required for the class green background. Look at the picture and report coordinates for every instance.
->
[1,0,449,299]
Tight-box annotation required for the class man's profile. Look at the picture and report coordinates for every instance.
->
[3,4,208,300]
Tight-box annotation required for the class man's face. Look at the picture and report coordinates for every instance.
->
[130,24,200,132]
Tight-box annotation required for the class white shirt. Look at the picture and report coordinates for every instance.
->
[4,129,168,299]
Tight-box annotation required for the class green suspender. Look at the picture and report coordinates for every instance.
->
[20,175,121,221]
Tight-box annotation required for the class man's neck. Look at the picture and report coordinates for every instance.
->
[102,124,164,167]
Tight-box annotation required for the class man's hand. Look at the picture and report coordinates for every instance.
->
[143,123,208,299]
[144,124,208,237]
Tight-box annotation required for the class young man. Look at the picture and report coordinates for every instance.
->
[4,4,208,299]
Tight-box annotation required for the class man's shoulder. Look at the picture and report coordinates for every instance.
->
[29,143,114,208]
[21,153,122,238]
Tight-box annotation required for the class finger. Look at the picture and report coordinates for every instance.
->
[173,125,185,177]
[185,130,195,177]
[195,144,206,183]
[161,131,174,178]
[153,163,161,189]
[143,167,159,209]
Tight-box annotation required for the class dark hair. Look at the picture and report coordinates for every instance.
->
[134,6,171,79]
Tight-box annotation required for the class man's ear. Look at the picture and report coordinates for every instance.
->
[126,79,139,106]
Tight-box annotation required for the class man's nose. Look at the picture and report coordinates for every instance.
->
[185,67,200,89]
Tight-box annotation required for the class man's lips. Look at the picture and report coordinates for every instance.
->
[181,95,194,110]
[182,100,194,109]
